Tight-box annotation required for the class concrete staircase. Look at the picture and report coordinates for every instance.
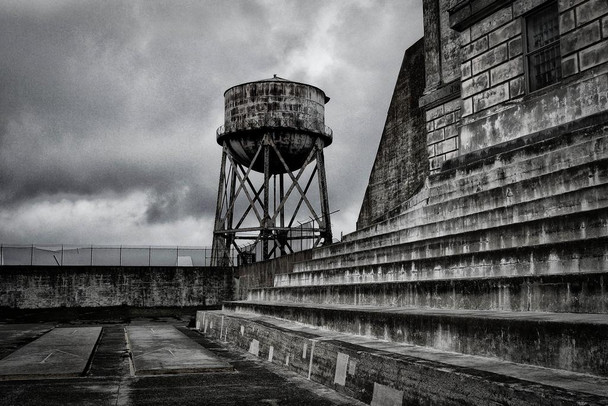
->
[198,118,608,405]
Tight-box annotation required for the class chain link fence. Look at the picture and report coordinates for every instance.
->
[0,244,236,267]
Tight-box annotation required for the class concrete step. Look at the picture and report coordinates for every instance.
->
[252,271,608,313]
[300,171,608,271]
[221,301,608,377]
[197,309,608,405]
[341,120,608,247]
[279,207,608,287]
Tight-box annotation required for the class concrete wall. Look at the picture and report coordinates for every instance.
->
[356,38,427,229]
[199,311,600,405]
[235,250,313,299]
[0,266,234,309]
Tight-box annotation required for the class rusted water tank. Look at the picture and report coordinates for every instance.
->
[216,76,332,174]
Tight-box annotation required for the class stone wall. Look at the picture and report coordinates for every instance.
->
[356,38,427,229]
[420,0,464,173]
[420,0,608,172]
[0,266,234,309]
[457,0,608,154]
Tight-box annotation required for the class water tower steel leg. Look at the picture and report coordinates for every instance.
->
[262,138,271,260]
[212,146,229,265]
[214,146,228,227]
[278,173,287,255]
[226,165,238,251]
[280,174,285,228]
[316,143,332,245]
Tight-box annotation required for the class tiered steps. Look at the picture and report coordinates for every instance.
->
[248,122,608,313]
[198,310,608,405]
[222,302,608,376]
[201,119,608,404]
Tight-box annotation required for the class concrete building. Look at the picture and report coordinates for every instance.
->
[200,0,608,404]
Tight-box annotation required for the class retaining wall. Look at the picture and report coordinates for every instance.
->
[0,266,235,309]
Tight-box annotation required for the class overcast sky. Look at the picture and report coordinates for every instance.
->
[0,0,423,247]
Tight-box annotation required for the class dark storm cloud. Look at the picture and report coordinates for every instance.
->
[0,0,423,245]
[0,1,233,212]
[145,181,218,224]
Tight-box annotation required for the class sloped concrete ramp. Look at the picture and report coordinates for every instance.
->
[0,327,101,380]
[126,325,232,375]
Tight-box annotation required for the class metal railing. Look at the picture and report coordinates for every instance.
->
[0,244,237,267]
[238,218,322,263]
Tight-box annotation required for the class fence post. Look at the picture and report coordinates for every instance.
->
[61,244,64,266]
[148,246,151,267]
[119,245,122,266]
[0,244,2,266]
[176,246,179,267]
[31,244,34,266]
[91,245,93,266]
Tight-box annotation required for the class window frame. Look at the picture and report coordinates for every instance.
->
[523,1,562,94]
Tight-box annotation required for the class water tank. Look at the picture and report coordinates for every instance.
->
[216,76,332,174]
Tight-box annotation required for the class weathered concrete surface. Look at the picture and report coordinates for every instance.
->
[0,327,101,379]
[357,38,427,229]
[236,249,313,298]
[0,324,53,359]
[326,119,608,253]
[0,320,364,406]
[250,272,608,313]
[461,69,608,153]
[0,266,234,309]
[223,302,608,376]
[199,310,608,405]
[456,2,608,154]
[126,325,231,375]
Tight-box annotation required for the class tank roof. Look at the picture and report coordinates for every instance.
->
[224,75,330,103]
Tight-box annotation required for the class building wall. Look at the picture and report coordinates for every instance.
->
[0,266,234,309]
[356,38,427,229]
[458,0,608,154]
[421,0,464,172]
[422,0,608,172]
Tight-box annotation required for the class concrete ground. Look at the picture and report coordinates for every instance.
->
[0,317,365,406]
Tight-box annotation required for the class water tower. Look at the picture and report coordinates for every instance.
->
[212,76,333,263]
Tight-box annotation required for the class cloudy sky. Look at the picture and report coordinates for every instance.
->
[0,0,423,247]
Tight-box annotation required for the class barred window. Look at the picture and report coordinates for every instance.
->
[525,2,561,92]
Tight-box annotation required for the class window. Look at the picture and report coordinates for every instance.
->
[525,2,561,92]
